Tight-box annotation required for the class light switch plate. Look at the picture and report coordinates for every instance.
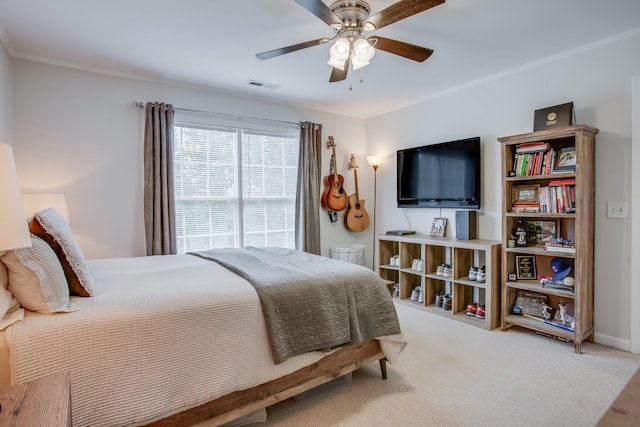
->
[607,201,628,218]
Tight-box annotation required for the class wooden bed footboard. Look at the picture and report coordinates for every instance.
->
[146,339,385,427]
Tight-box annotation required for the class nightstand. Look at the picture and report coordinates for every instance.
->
[0,372,71,426]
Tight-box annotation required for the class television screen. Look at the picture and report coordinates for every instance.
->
[397,137,481,209]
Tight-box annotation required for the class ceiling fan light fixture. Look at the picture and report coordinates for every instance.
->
[351,38,375,70]
[327,37,351,70]
[351,57,370,71]
[327,56,347,70]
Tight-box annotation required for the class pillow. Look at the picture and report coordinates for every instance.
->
[0,235,77,314]
[30,208,94,297]
[0,260,25,330]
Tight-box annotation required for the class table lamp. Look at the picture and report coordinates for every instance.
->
[0,143,31,254]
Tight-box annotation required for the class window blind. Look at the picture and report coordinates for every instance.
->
[173,123,298,253]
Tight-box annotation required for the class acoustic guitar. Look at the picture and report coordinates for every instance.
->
[344,154,370,232]
[321,137,348,212]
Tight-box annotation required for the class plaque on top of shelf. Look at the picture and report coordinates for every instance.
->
[533,102,575,131]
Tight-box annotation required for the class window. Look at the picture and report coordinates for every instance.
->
[173,123,299,254]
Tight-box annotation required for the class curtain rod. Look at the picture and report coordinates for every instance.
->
[133,101,299,126]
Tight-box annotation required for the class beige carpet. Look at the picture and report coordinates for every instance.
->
[235,301,640,427]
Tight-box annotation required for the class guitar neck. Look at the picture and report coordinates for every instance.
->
[353,168,359,201]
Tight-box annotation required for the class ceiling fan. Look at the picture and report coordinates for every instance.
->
[256,0,445,83]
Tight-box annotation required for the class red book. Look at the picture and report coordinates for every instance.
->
[549,179,576,186]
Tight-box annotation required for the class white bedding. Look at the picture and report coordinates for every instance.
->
[5,254,333,426]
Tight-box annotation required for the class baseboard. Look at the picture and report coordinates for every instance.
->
[594,332,632,353]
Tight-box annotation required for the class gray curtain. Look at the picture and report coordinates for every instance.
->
[295,122,322,254]
[143,102,177,255]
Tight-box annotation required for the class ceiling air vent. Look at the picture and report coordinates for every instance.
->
[247,80,279,90]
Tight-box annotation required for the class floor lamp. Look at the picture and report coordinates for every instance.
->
[366,156,382,270]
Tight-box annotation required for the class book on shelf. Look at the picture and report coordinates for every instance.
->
[544,242,576,254]
[512,203,540,213]
[512,147,557,177]
[538,184,576,213]
[516,142,550,153]
[522,313,575,333]
[548,178,576,186]
[545,319,574,332]
[541,279,575,292]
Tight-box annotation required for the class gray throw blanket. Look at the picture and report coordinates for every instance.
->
[189,247,401,364]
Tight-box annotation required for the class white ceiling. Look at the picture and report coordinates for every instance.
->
[1,0,639,118]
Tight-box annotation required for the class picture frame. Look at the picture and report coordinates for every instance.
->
[554,147,577,172]
[512,184,540,205]
[526,220,559,246]
[515,255,537,280]
[430,217,447,237]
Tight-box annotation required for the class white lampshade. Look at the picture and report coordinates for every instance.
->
[327,37,350,70]
[351,38,375,70]
[0,143,31,251]
[22,193,70,224]
[366,155,383,168]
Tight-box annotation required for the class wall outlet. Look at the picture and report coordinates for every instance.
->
[607,201,628,219]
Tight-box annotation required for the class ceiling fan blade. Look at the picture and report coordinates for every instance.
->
[373,36,434,62]
[294,0,341,27]
[366,0,445,30]
[256,38,327,60]
[329,59,349,83]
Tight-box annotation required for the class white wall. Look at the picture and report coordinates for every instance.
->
[0,40,11,143]
[10,60,373,264]
[368,30,640,349]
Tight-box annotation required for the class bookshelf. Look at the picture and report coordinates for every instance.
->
[498,125,598,353]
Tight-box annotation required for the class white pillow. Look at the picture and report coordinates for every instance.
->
[0,260,24,330]
[1,235,77,314]
[30,208,94,297]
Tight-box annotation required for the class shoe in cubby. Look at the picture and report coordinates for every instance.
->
[466,303,478,316]
[476,266,486,283]
[443,264,452,277]
[410,286,421,301]
[442,294,452,310]
[468,266,478,281]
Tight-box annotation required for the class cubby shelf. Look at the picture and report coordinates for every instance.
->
[377,233,501,330]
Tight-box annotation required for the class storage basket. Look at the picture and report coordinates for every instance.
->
[330,244,366,266]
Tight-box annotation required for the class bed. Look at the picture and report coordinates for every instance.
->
[0,209,404,427]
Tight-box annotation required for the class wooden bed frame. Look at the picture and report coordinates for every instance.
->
[146,339,386,427]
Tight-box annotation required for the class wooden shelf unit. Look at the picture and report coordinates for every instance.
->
[377,233,501,330]
[498,125,598,353]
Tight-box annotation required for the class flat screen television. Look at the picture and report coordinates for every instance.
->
[397,137,481,209]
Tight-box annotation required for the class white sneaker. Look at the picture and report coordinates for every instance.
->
[468,266,478,281]
[410,286,420,301]
[417,286,424,303]
[436,264,445,275]
[443,264,452,277]
[477,265,486,283]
